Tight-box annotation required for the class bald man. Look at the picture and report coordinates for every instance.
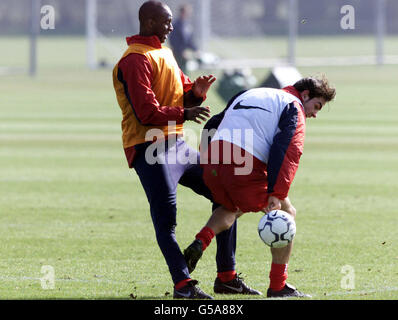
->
[112,1,260,299]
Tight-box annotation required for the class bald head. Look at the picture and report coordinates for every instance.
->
[139,1,170,23]
[138,1,173,43]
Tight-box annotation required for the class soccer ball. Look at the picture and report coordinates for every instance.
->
[258,210,296,248]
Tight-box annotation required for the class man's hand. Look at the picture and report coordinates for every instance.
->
[264,196,282,213]
[263,196,296,219]
[184,106,211,124]
[192,75,216,99]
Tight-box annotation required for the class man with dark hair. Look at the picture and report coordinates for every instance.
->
[169,4,197,73]
[293,76,336,102]
[112,0,260,299]
[184,76,336,298]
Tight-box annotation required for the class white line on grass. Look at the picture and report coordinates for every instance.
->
[315,286,398,297]
[0,275,132,285]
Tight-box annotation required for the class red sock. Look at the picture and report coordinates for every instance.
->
[195,226,215,251]
[175,278,192,290]
[269,263,288,291]
[217,270,237,283]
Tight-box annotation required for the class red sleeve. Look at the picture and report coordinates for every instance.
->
[179,69,207,101]
[180,69,193,92]
[117,53,185,126]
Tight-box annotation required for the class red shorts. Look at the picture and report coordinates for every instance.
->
[201,140,269,213]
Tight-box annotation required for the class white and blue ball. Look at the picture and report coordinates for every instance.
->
[258,210,296,248]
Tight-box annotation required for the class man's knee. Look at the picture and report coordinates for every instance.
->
[150,202,177,232]
[155,223,177,241]
[283,205,296,219]
[281,198,296,219]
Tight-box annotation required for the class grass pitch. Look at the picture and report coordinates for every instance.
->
[0,36,397,300]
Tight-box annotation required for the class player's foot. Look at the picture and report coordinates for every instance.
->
[214,274,262,295]
[267,283,311,298]
[183,239,203,273]
[173,280,214,299]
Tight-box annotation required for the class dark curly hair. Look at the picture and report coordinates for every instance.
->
[293,75,336,102]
